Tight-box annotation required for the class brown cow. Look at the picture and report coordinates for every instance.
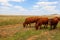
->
[23,16,41,28]
[35,17,48,30]
[48,16,60,30]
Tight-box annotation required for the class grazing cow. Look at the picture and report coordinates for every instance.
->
[35,17,48,30]
[23,16,41,28]
[48,17,60,30]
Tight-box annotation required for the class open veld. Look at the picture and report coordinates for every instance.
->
[0,15,60,40]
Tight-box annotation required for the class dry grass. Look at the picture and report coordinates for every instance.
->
[0,15,60,40]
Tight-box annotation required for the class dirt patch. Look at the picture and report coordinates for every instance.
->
[27,35,39,40]
[0,24,22,37]
[27,30,53,40]
[0,23,33,38]
[26,31,43,40]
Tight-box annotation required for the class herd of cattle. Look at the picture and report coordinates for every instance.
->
[23,16,60,30]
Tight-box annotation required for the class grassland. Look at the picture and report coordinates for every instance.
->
[0,15,60,40]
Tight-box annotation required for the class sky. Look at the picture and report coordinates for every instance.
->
[0,0,60,15]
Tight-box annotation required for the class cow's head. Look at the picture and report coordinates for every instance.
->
[55,16,60,21]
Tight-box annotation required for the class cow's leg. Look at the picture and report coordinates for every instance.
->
[39,23,42,29]
[35,23,39,30]
[39,25,42,29]
[25,24,28,28]
[44,24,48,29]
[23,23,26,28]
[50,25,53,30]
[44,25,45,28]
[53,24,57,29]
[29,24,31,28]
[46,24,48,29]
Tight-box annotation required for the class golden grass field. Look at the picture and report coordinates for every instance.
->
[0,15,60,40]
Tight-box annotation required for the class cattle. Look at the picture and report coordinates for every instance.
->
[48,16,60,30]
[35,17,49,30]
[23,16,41,28]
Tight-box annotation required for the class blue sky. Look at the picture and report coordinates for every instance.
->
[0,0,60,15]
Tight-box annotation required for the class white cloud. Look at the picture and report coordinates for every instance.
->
[33,5,39,8]
[0,0,25,7]
[32,1,59,15]
[14,6,28,11]
[0,0,28,15]
[0,0,60,15]
[39,0,48,2]
[10,0,25,2]
[36,2,58,6]
[34,1,57,9]
[0,0,12,7]
[0,5,29,15]
[37,2,58,5]
[33,1,58,10]
[1,2,13,7]
[0,0,8,3]
[42,6,58,14]
[0,0,25,2]
[43,6,56,10]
